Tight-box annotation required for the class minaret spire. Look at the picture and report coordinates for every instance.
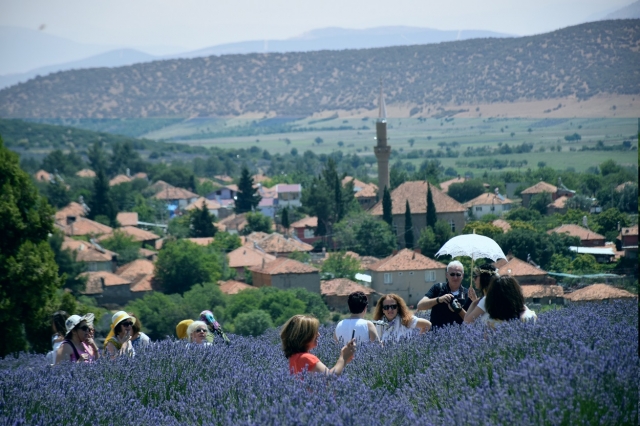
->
[374,79,391,199]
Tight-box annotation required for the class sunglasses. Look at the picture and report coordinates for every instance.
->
[449,272,462,277]
[382,304,398,310]
[79,325,91,332]
[121,321,133,327]
[195,328,207,333]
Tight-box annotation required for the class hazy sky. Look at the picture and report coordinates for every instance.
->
[0,0,632,50]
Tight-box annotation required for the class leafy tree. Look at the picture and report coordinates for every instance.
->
[529,192,553,215]
[495,228,578,270]
[126,292,188,340]
[167,214,191,238]
[99,231,141,266]
[426,184,437,229]
[233,310,273,336]
[235,166,261,213]
[224,287,306,327]
[155,239,222,294]
[599,160,622,177]
[382,186,393,226]
[48,230,87,294]
[433,220,453,250]
[281,207,290,231]
[41,149,84,176]
[242,212,273,235]
[548,253,572,272]
[290,287,329,322]
[570,254,601,273]
[417,226,440,258]
[461,222,504,240]
[210,232,242,252]
[87,142,108,172]
[132,194,165,223]
[88,168,116,225]
[508,220,536,231]
[190,201,217,238]
[0,138,63,356]
[321,252,362,280]
[593,207,628,235]
[108,141,145,176]
[354,216,397,257]
[45,179,71,208]
[565,194,593,211]
[288,250,311,263]
[182,281,227,317]
[505,207,542,222]
[404,200,414,249]
[447,180,485,203]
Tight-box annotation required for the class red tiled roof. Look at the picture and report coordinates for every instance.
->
[214,175,234,183]
[228,244,276,268]
[520,285,564,298]
[492,219,512,232]
[218,280,257,294]
[438,177,467,193]
[225,184,239,192]
[116,259,155,281]
[219,213,248,231]
[153,187,198,201]
[185,197,222,211]
[252,233,313,253]
[496,257,547,277]
[463,192,513,208]
[98,226,160,243]
[55,202,88,224]
[368,249,446,272]
[62,217,113,236]
[132,172,148,180]
[109,174,132,186]
[35,169,52,182]
[248,257,319,275]
[116,212,138,227]
[276,184,302,193]
[321,279,377,297]
[549,224,605,241]
[521,181,557,194]
[290,216,317,228]
[548,195,569,209]
[355,184,378,198]
[62,237,116,262]
[80,271,130,295]
[369,181,465,215]
[564,284,637,301]
[615,181,636,192]
[149,180,175,193]
[75,169,96,178]
[187,237,215,246]
[129,274,155,292]
[620,225,638,238]
[139,247,158,259]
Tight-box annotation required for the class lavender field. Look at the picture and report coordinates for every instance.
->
[1,301,638,425]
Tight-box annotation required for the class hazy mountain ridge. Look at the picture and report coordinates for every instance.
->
[0,20,637,119]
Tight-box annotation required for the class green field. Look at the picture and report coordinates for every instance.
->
[140,117,638,174]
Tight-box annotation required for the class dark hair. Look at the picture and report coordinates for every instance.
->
[373,294,413,327]
[473,264,498,295]
[485,276,525,321]
[52,311,69,335]
[129,312,141,334]
[347,291,368,313]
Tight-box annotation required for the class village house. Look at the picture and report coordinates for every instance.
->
[62,237,117,272]
[185,197,223,217]
[98,226,161,249]
[619,225,638,259]
[249,257,320,293]
[80,271,132,306]
[148,180,175,194]
[549,224,606,247]
[116,212,138,227]
[321,278,379,312]
[206,184,237,202]
[34,169,53,182]
[342,177,378,211]
[369,181,466,248]
[464,189,513,220]
[246,232,314,257]
[276,184,302,208]
[520,178,575,209]
[109,174,132,186]
[75,169,96,178]
[153,186,199,208]
[290,216,321,246]
[520,285,565,306]
[492,219,512,233]
[495,257,554,285]
[218,213,249,234]
[218,279,257,295]
[227,244,276,280]
[55,201,89,225]
[568,245,616,263]
[546,195,569,215]
[367,248,447,306]
[563,283,637,305]
[59,216,113,237]
[438,176,467,193]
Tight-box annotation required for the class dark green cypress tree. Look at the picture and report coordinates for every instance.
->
[235,166,261,213]
[88,168,116,224]
[426,183,437,230]
[382,186,393,226]
[190,201,217,238]
[404,200,414,249]
[281,207,290,231]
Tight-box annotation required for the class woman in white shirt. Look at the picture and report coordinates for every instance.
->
[464,265,498,324]
[481,276,537,327]
[373,294,431,343]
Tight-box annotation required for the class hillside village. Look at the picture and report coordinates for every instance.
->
[47,162,638,317]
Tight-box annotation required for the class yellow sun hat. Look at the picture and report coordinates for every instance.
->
[176,319,194,340]
[104,311,136,347]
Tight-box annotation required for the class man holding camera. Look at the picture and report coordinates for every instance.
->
[417,260,471,328]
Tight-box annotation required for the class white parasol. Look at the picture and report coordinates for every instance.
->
[435,232,506,288]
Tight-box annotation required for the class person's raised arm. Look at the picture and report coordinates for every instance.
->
[311,339,356,375]
[464,299,484,324]
[415,318,432,334]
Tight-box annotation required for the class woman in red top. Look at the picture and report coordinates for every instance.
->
[281,314,356,375]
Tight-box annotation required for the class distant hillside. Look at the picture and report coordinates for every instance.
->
[0,20,638,119]
[604,1,640,19]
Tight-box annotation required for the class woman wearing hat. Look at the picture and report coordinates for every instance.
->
[176,319,194,340]
[104,311,136,359]
[55,313,98,364]
[199,310,230,344]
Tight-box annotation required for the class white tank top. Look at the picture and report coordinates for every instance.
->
[335,318,371,343]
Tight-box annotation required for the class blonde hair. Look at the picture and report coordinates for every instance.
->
[373,294,413,327]
[186,321,208,342]
[280,315,319,359]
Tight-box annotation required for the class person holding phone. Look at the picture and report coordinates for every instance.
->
[417,260,472,328]
[373,294,431,343]
[281,314,356,375]
[104,311,136,359]
[334,291,379,344]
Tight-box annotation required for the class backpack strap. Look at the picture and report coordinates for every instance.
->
[63,339,81,361]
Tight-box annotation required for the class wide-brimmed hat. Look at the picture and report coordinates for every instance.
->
[110,311,136,329]
[64,313,95,336]
[176,319,194,340]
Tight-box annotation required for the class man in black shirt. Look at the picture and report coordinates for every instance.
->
[417,260,471,328]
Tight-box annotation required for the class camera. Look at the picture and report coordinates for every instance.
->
[449,298,462,313]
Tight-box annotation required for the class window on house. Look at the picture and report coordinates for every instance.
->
[88,263,97,272]
[425,271,436,282]
[503,204,511,211]
[303,229,315,239]
[449,219,456,232]
[384,273,392,284]
[409,271,414,275]
[533,298,541,304]
[398,272,403,276]
[490,206,495,211]
[475,206,482,212]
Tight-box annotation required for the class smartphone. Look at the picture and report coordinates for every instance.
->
[351,330,355,340]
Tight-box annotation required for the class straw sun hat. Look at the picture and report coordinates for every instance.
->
[104,311,136,344]
[64,313,95,336]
